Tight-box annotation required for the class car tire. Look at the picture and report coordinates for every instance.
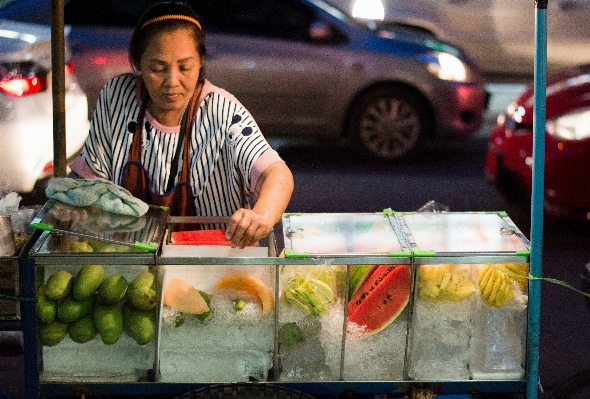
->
[348,85,431,161]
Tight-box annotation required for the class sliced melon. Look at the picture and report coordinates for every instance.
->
[215,272,274,315]
[163,278,210,314]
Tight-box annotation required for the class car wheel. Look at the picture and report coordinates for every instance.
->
[348,85,431,160]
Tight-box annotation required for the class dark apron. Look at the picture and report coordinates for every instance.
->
[121,85,201,217]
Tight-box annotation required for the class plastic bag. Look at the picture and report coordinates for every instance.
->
[416,200,450,213]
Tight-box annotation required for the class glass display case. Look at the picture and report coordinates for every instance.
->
[398,211,530,382]
[27,200,168,383]
[158,216,277,383]
[20,205,533,398]
[280,212,411,382]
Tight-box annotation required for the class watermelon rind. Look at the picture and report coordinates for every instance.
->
[347,264,376,299]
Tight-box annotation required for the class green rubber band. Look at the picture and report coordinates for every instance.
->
[487,263,590,299]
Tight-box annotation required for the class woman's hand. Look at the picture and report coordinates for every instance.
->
[225,208,273,248]
[225,161,294,249]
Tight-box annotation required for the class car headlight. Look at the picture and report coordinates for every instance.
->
[546,107,590,141]
[421,51,472,83]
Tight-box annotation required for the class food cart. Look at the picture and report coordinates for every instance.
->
[12,200,534,399]
[0,0,548,398]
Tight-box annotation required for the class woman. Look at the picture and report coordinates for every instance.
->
[70,1,294,249]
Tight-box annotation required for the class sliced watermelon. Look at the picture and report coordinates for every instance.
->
[170,230,231,246]
[347,264,411,336]
[347,264,377,299]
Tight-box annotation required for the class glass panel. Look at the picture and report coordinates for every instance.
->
[278,264,345,381]
[31,199,168,252]
[342,264,410,381]
[158,263,276,382]
[37,263,157,382]
[407,262,528,381]
[401,213,529,253]
[284,213,403,255]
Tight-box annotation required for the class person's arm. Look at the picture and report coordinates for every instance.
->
[225,161,294,248]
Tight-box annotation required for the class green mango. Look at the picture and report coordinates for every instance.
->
[279,322,304,348]
[44,270,74,301]
[68,314,98,344]
[93,304,124,345]
[123,305,155,345]
[128,272,156,310]
[98,274,128,305]
[57,294,95,323]
[73,264,105,300]
[38,321,68,347]
[36,285,57,324]
[67,241,94,253]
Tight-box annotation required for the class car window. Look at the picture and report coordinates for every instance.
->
[65,0,320,42]
[64,0,158,27]
[195,0,316,42]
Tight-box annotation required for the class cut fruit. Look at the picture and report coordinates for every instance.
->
[164,278,210,315]
[282,273,335,316]
[170,229,230,246]
[418,264,476,302]
[347,264,411,336]
[215,272,274,315]
[477,264,517,307]
[348,265,376,299]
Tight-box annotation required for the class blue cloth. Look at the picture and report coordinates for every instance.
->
[45,177,149,217]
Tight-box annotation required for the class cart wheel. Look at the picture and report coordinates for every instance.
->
[174,383,316,399]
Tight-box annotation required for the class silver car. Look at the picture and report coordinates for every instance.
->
[1,0,487,160]
[0,19,89,193]
[328,0,590,78]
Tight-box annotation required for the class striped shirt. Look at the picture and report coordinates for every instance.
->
[79,74,283,217]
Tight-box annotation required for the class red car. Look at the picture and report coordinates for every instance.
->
[486,63,590,222]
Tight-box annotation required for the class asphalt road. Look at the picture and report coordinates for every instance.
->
[9,82,590,398]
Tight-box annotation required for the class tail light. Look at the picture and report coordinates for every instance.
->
[0,61,48,97]
[65,60,74,75]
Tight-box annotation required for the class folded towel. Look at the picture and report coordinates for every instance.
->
[45,177,149,217]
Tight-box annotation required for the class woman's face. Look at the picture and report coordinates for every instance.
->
[139,27,203,122]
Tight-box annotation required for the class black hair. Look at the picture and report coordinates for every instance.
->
[128,1,206,81]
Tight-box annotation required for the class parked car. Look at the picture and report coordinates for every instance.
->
[485,63,590,222]
[326,0,590,78]
[0,0,487,161]
[0,18,89,193]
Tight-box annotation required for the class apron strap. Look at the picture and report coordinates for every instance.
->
[130,103,146,162]
[177,83,202,184]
